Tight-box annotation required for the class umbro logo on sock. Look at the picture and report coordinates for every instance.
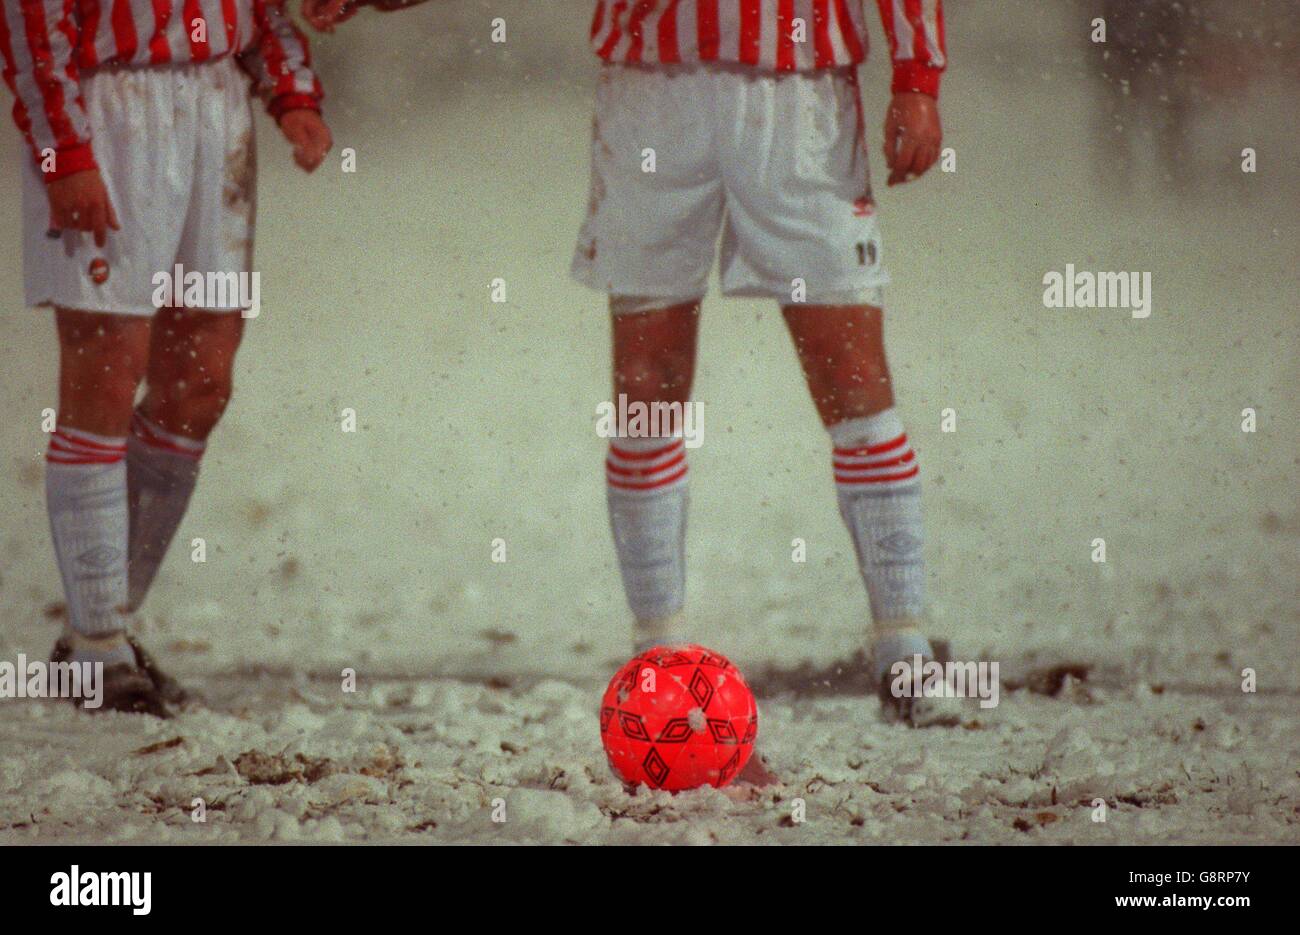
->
[76,545,122,569]
[876,531,922,556]
[75,546,122,566]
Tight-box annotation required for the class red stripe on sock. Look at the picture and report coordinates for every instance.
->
[49,438,126,462]
[606,450,686,479]
[46,450,124,464]
[833,433,908,458]
[131,417,204,459]
[834,464,919,485]
[608,439,684,461]
[833,450,916,471]
[608,464,688,491]
[52,430,126,453]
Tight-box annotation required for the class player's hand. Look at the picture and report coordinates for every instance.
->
[47,168,121,248]
[302,0,357,30]
[883,92,942,187]
[279,108,332,172]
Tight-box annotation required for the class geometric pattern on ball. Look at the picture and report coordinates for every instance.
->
[688,668,714,708]
[599,643,758,791]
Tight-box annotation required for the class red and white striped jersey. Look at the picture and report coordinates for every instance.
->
[0,0,322,181]
[590,0,946,93]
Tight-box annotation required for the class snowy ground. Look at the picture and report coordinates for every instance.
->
[1,667,1295,844]
[0,3,1296,844]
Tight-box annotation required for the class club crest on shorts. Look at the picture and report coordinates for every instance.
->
[88,257,110,285]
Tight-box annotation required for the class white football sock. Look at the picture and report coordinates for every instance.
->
[66,632,136,668]
[830,409,926,629]
[127,411,205,610]
[606,436,689,647]
[632,611,686,654]
[46,427,130,640]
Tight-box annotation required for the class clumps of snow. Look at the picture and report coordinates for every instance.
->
[233,750,339,786]
[1,668,1294,844]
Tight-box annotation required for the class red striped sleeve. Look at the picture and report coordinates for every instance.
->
[260,18,288,91]
[0,0,96,181]
[0,4,35,149]
[249,1,323,116]
[877,0,946,96]
[21,0,74,145]
[906,0,925,63]
[937,1,946,62]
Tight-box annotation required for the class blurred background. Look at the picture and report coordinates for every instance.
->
[1,0,1296,691]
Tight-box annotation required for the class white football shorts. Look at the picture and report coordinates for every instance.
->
[21,57,256,317]
[571,62,888,312]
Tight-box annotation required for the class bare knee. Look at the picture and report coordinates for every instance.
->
[55,309,150,434]
[142,310,244,439]
[825,342,892,397]
[142,366,234,440]
[611,301,700,405]
[615,345,696,403]
[783,304,894,424]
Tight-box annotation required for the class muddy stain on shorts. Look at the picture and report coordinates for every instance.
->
[224,128,255,213]
[224,127,256,262]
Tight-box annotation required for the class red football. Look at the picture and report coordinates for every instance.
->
[599,644,758,791]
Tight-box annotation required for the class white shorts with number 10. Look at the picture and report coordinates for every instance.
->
[571,63,888,312]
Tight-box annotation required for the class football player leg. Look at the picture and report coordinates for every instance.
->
[781,303,946,725]
[607,299,699,653]
[45,307,174,715]
[127,305,246,611]
[571,65,721,654]
[714,63,949,725]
